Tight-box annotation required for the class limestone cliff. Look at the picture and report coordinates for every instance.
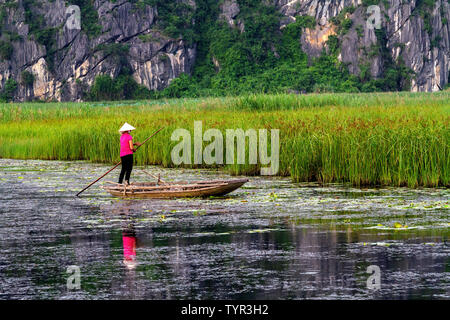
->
[0,0,448,101]
[274,0,449,92]
[0,0,196,101]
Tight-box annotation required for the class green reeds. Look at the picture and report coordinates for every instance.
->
[0,92,448,187]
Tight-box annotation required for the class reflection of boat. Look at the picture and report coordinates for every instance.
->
[101,179,248,198]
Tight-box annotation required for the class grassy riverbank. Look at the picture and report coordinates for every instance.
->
[0,92,449,187]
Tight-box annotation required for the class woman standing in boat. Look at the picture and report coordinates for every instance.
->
[118,123,141,185]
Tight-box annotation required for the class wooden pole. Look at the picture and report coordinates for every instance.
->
[141,169,168,185]
[75,127,164,197]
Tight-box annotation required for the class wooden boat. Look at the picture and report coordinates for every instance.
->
[101,179,249,198]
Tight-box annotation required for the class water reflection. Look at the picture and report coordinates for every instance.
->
[117,206,138,270]
[87,200,448,300]
[121,213,139,299]
[0,159,448,300]
[122,220,138,270]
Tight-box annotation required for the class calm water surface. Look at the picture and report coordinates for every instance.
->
[0,159,448,299]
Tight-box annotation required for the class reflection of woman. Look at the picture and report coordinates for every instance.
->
[120,210,140,298]
[122,221,138,270]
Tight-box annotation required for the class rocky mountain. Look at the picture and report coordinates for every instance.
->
[0,0,448,101]
[276,0,449,92]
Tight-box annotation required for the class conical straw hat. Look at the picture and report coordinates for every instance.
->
[119,122,136,133]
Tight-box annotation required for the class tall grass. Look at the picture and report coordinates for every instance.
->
[0,92,448,187]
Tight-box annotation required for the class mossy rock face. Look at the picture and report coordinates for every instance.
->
[20,71,35,87]
[0,41,13,60]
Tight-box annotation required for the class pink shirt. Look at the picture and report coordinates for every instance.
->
[122,235,136,260]
[120,133,133,157]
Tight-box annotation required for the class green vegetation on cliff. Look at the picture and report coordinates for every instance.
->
[156,0,364,97]
[88,0,417,100]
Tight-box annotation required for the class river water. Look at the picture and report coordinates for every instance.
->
[0,159,448,300]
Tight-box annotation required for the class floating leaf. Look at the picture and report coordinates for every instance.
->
[248,228,279,234]
[394,222,408,229]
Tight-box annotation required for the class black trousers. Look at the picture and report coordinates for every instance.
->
[119,154,133,184]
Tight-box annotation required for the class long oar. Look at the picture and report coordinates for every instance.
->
[76,127,164,197]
